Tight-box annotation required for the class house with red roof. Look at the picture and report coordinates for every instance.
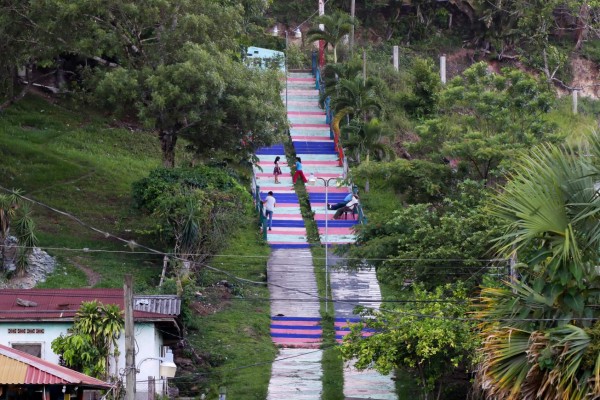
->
[0,343,112,399]
[0,289,181,399]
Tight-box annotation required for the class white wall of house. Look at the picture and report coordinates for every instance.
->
[0,321,171,397]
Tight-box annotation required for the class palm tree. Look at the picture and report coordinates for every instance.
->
[342,118,395,164]
[330,76,383,123]
[0,190,37,277]
[306,11,356,64]
[475,134,600,399]
[318,60,363,107]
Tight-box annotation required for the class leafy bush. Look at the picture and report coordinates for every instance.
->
[132,166,251,266]
[132,166,244,211]
[350,180,501,290]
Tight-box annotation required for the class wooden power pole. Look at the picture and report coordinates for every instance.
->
[350,0,355,55]
[124,274,136,400]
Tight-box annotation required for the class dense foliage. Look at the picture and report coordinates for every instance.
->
[475,135,600,399]
[132,166,251,270]
[349,180,500,290]
[0,0,287,166]
[341,283,479,399]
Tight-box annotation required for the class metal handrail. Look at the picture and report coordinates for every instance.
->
[252,175,268,240]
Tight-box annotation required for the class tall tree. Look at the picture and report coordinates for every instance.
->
[342,118,395,164]
[410,62,557,183]
[80,0,286,167]
[306,11,356,64]
[476,134,600,399]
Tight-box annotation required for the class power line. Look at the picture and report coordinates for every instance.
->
[0,187,542,324]
[0,242,510,264]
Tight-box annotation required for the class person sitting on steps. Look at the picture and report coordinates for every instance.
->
[332,193,359,219]
[328,188,359,211]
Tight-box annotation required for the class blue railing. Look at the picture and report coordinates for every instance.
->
[251,175,268,240]
[310,50,366,226]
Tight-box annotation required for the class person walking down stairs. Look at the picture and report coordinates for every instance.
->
[292,157,308,184]
[263,191,276,231]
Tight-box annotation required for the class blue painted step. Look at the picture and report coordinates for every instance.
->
[316,220,359,227]
[257,144,285,155]
[270,221,306,227]
[309,193,349,202]
[292,142,336,152]
[260,193,300,202]
[270,243,311,249]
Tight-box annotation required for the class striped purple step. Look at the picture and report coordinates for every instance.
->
[334,318,377,343]
[271,316,322,348]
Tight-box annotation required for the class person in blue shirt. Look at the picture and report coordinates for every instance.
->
[292,157,308,183]
[328,187,358,210]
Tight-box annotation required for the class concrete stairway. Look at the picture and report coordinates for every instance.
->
[287,74,359,245]
[268,248,321,348]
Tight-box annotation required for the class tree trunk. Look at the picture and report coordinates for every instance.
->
[575,3,590,50]
[159,130,177,168]
[0,65,31,111]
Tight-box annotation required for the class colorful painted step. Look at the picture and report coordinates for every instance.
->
[270,316,322,348]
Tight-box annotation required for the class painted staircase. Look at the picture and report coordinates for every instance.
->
[289,71,397,399]
[262,71,397,399]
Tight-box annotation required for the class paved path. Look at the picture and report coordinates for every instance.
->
[268,249,321,348]
[331,259,397,399]
[263,74,324,400]
[267,348,323,400]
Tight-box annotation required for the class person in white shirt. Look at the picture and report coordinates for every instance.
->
[263,191,276,231]
[333,194,359,219]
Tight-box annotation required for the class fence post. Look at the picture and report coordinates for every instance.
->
[393,46,399,71]
[573,89,578,114]
[440,54,446,84]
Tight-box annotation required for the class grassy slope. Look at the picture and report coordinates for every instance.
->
[185,215,276,399]
[0,96,277,398]
[0,95,165,288]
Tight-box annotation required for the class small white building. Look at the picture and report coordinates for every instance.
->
[245,46,285,72]
[0,289,182,399]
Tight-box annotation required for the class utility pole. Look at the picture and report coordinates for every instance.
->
[350,0,355,55]
[363,50,366,84]
[124,274,136,400]
[319,0,325,67]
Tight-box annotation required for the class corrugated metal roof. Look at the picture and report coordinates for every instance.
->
[134,295,181,315]
[0,354,27,383]
[0,289,180,321]
[0,344,111,388]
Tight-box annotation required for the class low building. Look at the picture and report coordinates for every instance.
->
[0,343,112,400]
[0,289,181,399]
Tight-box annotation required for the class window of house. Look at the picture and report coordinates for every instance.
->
[11,343,42,358]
